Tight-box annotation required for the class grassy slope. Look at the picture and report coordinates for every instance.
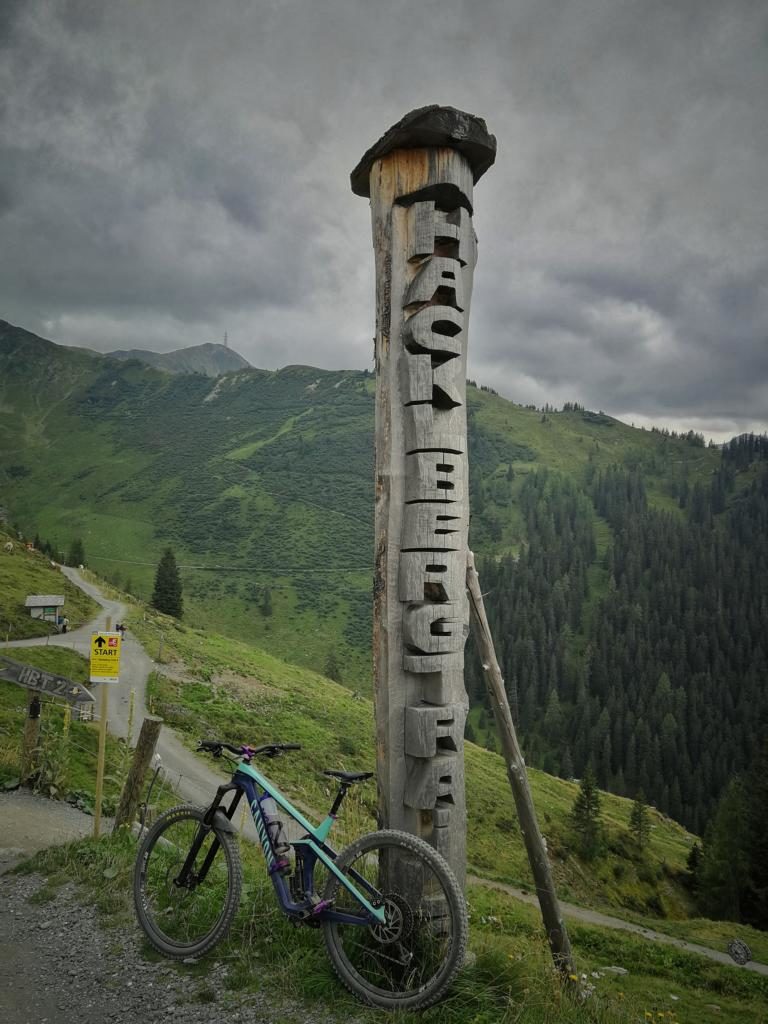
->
[465,391,718,555]
[129,600,768,958]
[0,528,99,639]
[132,603,697,918]
[1,322,725,686]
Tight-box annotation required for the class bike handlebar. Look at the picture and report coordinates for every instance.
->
[197,740,301,761]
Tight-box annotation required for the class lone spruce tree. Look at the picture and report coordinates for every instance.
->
[571,764,603,860]
[151,548,183,618]
[629,790,651,849]
[67,537,85,567]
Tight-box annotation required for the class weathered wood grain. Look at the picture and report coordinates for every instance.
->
[355,107,495,887]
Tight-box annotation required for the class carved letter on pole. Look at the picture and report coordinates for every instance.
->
[352,106,496,886]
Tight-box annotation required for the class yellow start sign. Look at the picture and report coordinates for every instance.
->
[90,632,122,683]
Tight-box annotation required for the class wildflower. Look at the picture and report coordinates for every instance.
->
[569,974,578,982]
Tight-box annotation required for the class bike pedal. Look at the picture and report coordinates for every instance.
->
[310,897,333,916]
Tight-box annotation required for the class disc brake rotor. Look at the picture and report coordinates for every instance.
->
[371,892,413,945]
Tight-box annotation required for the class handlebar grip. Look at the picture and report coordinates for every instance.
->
[281,743,302,751]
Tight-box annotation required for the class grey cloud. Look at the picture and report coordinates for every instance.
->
[0,0,766,439]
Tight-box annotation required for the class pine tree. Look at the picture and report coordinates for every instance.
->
[151,548,183,618]
[629,790,651,849]
[324,648,342,683]
[570,765,603,860]
[260,587,273,617]
[686,842,702,893]
[67,537,85,566]
[698,778,748,920]
[744,735,768,928]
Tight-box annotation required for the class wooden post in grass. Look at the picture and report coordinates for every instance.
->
[20,694,42,783]
[466,550,575,979]
[113,715,163,833]
[351,107,496,886]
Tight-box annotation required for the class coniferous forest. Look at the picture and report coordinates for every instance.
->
[466,433,768,838]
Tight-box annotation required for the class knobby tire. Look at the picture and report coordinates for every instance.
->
[321,829,468,1010]
[133,803,242,960]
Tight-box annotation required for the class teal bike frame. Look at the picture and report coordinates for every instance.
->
[200,759,386,927]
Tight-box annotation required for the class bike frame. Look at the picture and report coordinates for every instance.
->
[198,759,386,927]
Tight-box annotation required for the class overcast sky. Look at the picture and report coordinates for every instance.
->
[1,0,766,441]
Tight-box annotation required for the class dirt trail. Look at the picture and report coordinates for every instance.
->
[468,875,768,976]
[0,789,102,874]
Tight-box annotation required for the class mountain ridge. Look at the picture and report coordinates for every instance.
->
[107,341,252,377]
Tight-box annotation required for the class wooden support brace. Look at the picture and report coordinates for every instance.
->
[466,549,576,980]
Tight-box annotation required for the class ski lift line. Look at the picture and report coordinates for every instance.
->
[89,555,372,574]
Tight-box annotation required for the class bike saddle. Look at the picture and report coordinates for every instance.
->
[323,770,373,784]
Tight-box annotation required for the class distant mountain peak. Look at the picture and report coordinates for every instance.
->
[107,342,251,377]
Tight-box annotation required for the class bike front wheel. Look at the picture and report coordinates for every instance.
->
[322,829,468,1010]
[133,803,242,959]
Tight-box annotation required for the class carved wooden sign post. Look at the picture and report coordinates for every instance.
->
[352,107,496,885]
[0,654,95,704]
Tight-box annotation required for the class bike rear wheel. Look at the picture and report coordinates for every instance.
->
[133,803,242,959]
[321,829,467,1010]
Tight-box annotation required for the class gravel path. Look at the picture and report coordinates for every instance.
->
[0,792,344,1024]
[0,870,306,1024]
[0,789,105,874]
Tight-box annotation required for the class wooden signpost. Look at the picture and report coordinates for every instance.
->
[0,654,95,704]
[0,654,95,783]
[352,107,496,886]
[90,632,122,837]
[352,108,574,981]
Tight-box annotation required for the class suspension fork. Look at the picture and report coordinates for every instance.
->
[175,783,243,887]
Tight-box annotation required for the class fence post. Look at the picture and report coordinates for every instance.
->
[113,716,163,833]
[20,694,42,782]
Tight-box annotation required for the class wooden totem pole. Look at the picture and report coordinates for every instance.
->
[352,107,496,886]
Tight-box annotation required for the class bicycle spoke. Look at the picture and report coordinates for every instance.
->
[322,830,466,1009]
[134,805,241,958]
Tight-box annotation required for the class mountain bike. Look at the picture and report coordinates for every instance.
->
[133,740,468,1010]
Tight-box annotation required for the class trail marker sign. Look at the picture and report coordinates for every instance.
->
[90,632,121,683]
[0,654,95,704]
